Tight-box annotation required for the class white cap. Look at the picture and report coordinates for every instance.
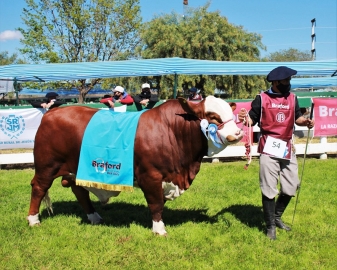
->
[142,83,150,89]
[113,86,124,93]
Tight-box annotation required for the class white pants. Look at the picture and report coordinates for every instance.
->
[259,153,300,199]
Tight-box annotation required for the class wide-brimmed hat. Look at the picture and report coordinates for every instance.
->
[267,66,297,82]
[113,86,124,93]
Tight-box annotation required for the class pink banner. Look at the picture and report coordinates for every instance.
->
[313,98,337,136]
[231,102,253,143]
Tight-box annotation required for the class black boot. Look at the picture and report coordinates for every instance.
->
[275,194,292,231]
[262,195,276,240]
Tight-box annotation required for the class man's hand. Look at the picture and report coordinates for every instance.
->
[107,100,114,108]
[238,108,247,123]
[140,99,149,106]
[306,119,315,129]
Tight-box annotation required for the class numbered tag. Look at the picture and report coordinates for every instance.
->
[263,136,287,158]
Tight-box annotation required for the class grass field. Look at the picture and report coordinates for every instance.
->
[0,158,336,269]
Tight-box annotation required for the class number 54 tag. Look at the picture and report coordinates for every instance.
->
[263,136,287,158]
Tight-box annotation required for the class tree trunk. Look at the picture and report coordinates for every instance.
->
[78,89,86,104]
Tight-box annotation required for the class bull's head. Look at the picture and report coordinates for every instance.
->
[178,96,244,156]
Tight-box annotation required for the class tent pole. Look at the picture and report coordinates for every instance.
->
[13,77,19,106]
[173,73,178,99]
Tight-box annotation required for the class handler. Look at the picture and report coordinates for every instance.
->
[238,66,314,240]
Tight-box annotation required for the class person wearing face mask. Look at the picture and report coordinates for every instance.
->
[238,66,315,240]
[132,83,159,110]
[99,86,133,109]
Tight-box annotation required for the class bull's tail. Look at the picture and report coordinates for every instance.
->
[42,190,54,216]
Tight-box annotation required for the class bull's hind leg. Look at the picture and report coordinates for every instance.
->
[141,182,167,236]
[70,185,103,224]
[27,175,54,226]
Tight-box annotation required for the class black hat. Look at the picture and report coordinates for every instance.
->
[267,66,297,82]
[189,87,197,92]
[45,92,59,98]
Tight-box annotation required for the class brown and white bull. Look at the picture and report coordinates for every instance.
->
[27,96,243,235]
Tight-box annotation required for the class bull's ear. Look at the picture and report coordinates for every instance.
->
[177,97,203,116]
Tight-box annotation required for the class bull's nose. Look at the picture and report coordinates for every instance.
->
[226,135,238,142]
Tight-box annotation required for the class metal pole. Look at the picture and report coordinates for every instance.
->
[311,18,316,61]
[292,102,314,225]
[13,78,19,106]
[173,73,178,98]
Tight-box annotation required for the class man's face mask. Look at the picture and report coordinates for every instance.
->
[277,81,291,94]
[142,89,151,98]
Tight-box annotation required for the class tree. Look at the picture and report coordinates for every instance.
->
[18,0,142,103]
[137,3,267,99]
[0,51,25,65]
[265,48,312,62]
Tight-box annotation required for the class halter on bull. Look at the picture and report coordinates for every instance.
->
[27,96,243,235]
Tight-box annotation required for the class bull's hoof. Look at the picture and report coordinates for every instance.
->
[153,232,167,237]
[87,212,103,225]
[152,220,167,236]
[27,214,41,226]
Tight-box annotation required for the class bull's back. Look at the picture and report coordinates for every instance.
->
[34,106,98,172]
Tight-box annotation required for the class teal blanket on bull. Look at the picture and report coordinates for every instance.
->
[76,110,144,191]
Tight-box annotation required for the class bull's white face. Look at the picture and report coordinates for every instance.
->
[204,96,244,156]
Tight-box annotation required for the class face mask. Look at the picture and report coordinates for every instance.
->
[277,82,291,94]
[142,90,151,98]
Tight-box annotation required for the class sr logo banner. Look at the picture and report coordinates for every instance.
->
[313,98,337,137]
[0,108,44,149]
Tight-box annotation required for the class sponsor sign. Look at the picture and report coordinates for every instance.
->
[313,98,337,137]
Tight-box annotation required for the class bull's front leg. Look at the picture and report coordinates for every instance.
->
[70,185,103,225]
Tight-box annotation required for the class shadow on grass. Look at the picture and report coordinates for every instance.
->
[40,201,216,229]
[215,204,264,231]
[40,201,264,232]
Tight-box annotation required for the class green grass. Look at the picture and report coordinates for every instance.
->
[0,158,336,269]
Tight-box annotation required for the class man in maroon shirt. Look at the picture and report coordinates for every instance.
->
[238,66,314,240]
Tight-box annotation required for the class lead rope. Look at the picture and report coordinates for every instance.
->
[241,109,252,170]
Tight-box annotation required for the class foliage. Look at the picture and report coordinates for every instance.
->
[1,158,336,269]
[138,3,267,99]
[265,48,313,62]
[0,51,26,65]
[18,0,142,103]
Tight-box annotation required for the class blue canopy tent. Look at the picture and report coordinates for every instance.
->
[291,76,337,89]
[0,57,336,104]
[0,57,336,81]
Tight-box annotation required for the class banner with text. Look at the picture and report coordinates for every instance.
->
[313,98,337,137]
[0,108,44,149]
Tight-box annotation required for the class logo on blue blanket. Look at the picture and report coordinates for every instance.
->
[0,114,26,139]
[92,158,122,176]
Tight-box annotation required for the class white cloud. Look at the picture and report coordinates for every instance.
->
[0,30,24,42]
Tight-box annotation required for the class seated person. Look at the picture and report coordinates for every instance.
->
[133,83,159,110]
[30,92,66,110]
[99,86,133,109]
[187,87,203,102]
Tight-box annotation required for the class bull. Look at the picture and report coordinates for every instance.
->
[27,96,243,235]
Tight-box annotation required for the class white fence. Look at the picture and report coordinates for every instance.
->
[1,125,336,166]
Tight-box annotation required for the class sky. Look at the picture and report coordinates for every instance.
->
[0,0,336,61]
